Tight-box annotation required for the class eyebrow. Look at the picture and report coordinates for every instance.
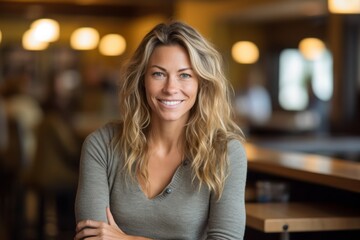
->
[149,65,193,72]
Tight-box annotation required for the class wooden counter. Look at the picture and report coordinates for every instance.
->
[245,143,360,193]
[246,202,360,233]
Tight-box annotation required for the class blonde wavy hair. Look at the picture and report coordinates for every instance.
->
[116,21,244,199]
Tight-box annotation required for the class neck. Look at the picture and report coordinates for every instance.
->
[147,120,186,154]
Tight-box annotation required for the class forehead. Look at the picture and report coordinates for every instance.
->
[147,44,191,67]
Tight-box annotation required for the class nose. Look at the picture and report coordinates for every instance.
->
[162,75,179,94]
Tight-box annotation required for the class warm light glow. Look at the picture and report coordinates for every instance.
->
[0,30,2,44]
[31,18,60,42]
[22,28,49,51]
[99,34,126,56]
[70,27,99,50]
[328,0,360,14]
[299,38,326,60]
[232,41,259,64]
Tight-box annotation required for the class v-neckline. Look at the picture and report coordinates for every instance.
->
[136,160,188,201]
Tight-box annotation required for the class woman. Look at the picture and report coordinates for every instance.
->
[75,21,247,240]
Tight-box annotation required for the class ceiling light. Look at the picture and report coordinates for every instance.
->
[70,27,99,50]
[299,38,326,60]
[99,34,126,56]
[232,41,259,64]
[31,18,60,42]
[22,28,49,51]
[328,0,360,14]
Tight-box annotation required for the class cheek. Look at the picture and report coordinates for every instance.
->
[145,88,153,106]
[190,83,200,106]
[188,83,199,99]
[144,78,152,99]
[144,86,159,111]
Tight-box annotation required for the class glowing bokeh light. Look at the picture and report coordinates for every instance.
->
[70,27,99,50]
[99,34,126,56]
[232,41,259,64]
[328,0,360,14]
[31,18,60,42]
[23,28,49,50]
[299,38,326,60]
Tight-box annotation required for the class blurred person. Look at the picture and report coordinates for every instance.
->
[0,71,43,240]
[28,70,81,238]
[1,72,43,167]
[75,21,247,239]
[235,66,272,126]
[29,70,81,192]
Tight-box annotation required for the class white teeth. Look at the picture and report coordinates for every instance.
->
[161,100,182,106]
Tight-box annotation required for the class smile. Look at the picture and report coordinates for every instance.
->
[159,100,183,106]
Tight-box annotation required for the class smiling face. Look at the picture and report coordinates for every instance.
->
[144,44,199,125]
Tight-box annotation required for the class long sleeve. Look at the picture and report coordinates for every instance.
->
[75,127,112,223]
[206,140,247,239]
[75,125,247,239]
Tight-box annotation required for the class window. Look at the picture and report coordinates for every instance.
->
[279,48,333,111]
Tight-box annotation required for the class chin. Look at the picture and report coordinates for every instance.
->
[158,114,187,122]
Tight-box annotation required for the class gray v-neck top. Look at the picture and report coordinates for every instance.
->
[75,123,247,239]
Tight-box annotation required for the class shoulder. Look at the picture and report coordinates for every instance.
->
[227,139,247,168]
[80,122,122,169]
[227,139,246,158]
[85,122,120,145]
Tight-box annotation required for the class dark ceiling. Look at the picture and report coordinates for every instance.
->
[0,0,175,18]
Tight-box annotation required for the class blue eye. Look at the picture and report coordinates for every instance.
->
[180,73,191,79]
[152,72,165,78]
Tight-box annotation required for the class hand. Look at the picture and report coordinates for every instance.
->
[74,207,129,240]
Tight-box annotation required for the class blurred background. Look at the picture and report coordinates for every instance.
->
[0,0,359,239]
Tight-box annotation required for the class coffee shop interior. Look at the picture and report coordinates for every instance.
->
[0,0,359,239]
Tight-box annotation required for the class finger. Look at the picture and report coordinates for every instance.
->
[76,219,103,232]
[74,227,99,239]
[106,207,124,233]
[106,207,117,226]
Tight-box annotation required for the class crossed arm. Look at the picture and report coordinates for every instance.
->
[75,207,151,240]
